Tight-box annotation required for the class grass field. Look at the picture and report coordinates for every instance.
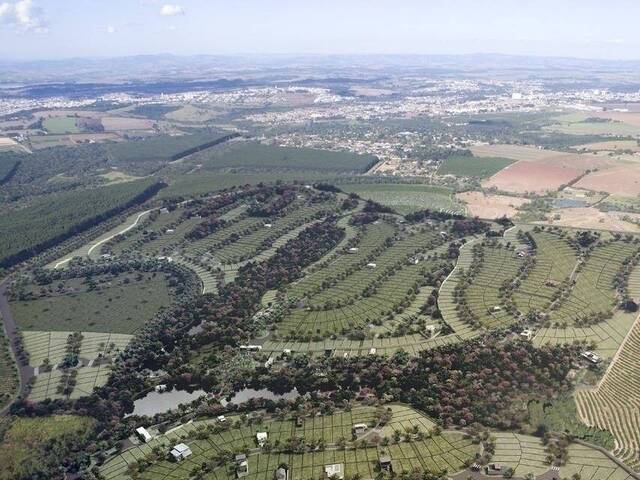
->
[338,183,464,215]
[547,113,640,137]
[100,404,477,480]
[0,415,95,480]
[193,142,377,174]
[10,272,174,334]
[43,116,81,134]
[437,154,514,178]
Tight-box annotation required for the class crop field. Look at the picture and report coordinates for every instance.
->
[546,113,640,137]
[100,405,477,480]
[22,330,133,366]
[0,415,95,480]
[10,272,174,334]
[512,231,578,315]
[575,165,640,197]
[194,142,378,174]
[0,316,18,409]
[437,154,515,178]
[339,183,464,215]
[43,116,81,134]
[575,316,640,471]
[549,241,638,326]
[491,432,634,480]
[458,244,520,329]
[470,144,573,162]
[279,227,444,338]
[456,191,530,219]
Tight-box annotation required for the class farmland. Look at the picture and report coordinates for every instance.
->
[99,404,478,480]
[43,116,81,134]
[437,154,514,178]
[339,183,464,214]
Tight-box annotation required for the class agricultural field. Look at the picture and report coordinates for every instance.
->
[437,154,514,178]
[9,271,175,334]
[99,404,477,480]
[191,141,378,174]
[0,415,96,480]
[546,113,640,137]
[43,116,81,134]
[339,183,464,214]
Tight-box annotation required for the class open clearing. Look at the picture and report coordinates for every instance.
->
[101,116,155,131]
[536,207,640,232]
[10,272,174,334]
[43,116,81,134]
[456,191,530,219]
[546,113,640,137]
[575,140,640,152]
[470,144,571,162]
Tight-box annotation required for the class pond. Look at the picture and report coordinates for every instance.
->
[553,198,588,208]
[220,387,299,407]
[129,388,207,417]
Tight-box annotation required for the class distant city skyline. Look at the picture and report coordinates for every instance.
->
[0,0,639,61]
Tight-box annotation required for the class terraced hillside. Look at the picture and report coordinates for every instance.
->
[512,230,578,315]
[455,243,520,329]
[549,240,639,327]
[575,317,640,471]
[99,405,477,480]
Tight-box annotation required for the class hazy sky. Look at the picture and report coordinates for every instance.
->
[0,0,639,60]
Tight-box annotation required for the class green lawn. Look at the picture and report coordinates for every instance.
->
[339,183,464,214]
[10,272,174,334]
[437,154,514,178]
[43,116,81,134]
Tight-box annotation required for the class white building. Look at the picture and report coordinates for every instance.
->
[256,432,268,447]
[170,443,192,461]
[325,463,344,479]
[135,427,152,443]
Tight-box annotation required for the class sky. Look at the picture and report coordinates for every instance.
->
[0,0,639,61]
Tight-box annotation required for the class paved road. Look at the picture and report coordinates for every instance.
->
[0,278,34,413]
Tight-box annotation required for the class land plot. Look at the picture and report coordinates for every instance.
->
[456,191,530,219]
[482,161,584,194]
[575,165,640,197]
[339,183,463,214]
[10,272,174,334]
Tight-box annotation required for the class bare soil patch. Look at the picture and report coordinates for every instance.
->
[101,117,155,131]
[575,165,640,196]
[482,161,583,194]
[536,207,640,232]
[456,191,529,219]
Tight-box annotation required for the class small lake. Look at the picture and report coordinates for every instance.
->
[128,387,299,416]
[553,198,588,209]
[129,389,207,417]
[220,387,299,407]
